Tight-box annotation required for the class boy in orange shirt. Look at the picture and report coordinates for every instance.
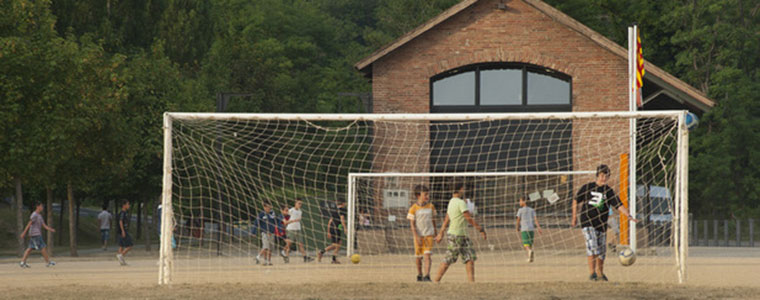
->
[407,185,436,282]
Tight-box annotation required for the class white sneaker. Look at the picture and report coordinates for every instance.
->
[46,261,56,267]
[255,255,261,264]
[280,250,287,257]
[19,262,30,268]
[117,254,126,265]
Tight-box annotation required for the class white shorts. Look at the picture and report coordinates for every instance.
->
[261,233,273,250]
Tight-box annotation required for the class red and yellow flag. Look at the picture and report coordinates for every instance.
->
[636,31,645,107]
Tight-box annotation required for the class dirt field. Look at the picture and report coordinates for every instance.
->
[1,247,758,299]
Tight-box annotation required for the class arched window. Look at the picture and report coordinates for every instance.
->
[430,63,571,112]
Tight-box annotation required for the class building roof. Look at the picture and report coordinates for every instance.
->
[355,0,715,112]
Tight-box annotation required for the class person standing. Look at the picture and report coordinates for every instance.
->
[97,204,112,251]
[20,202,56,268]
[407,185,436,282]
[285,200,313,262]
[434,182,487,282]
[572,164,637,281]
[116,200,133,266]
[255,203,277,266]
[516,196,542,263]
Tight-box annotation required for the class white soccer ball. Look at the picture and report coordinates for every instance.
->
[619,247,636,266]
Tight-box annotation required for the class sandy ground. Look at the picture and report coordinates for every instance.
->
[0,247,758,299]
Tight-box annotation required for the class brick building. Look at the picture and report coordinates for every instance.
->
[352,0,714,216]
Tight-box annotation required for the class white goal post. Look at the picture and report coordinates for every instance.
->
[159,110,689,285]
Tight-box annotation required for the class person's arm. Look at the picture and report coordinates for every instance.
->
[616,205,638,222]
[610,189,638,222]
[515,216,521,233]
[435,214,449,243]
[409,219,421,243]
[463,211,486,240]
[572,185,585,227]
[326,218,334,238]
[432,213,437,237]
[571,199,578,227]
[340,214,347,233]
[119,215,126,237]
[42,218,55,232]
[20,219,32,239]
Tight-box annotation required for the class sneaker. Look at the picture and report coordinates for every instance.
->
[19,262,30,269]
[423,275,432,282]
[46,261,56,267]
[317,250,325,263]
[529,250,534,263]
[255,255,261,265]
[331,259,340,264]
[283,256,290,264]
[589,273,598,281]
[280,250,287,257]
[417,275,423,282]
[116,254,125,265]
[600,274,608,282]
[304,256,314,263]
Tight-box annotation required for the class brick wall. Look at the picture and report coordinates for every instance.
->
[368,0,631,209]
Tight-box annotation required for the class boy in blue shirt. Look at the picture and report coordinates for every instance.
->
[255,203,277,266]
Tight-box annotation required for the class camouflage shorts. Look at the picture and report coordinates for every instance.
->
[444,235,476,264]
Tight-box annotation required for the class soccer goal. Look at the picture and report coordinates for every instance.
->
[159,111,689,285]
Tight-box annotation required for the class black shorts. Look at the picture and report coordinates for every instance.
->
[118,233,134,247]
[330,228,342,244]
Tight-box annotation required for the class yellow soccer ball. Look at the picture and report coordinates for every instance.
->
[350,253,361,264]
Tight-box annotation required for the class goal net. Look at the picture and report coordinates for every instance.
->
[159,111,689,284]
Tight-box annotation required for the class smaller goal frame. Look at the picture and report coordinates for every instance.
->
[346,170,597,257]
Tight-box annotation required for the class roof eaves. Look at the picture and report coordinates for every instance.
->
[354,0,480,73]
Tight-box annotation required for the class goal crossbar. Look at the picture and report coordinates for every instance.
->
[166,110,684,121]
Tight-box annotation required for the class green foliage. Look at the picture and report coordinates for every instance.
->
[2,0,758,221]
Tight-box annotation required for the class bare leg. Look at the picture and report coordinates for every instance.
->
[285,240,292,256]
[415,257,423,276]
[122,246,132,256]
[41,247,50,263]
[298,242,306,256]
[465,260,475,282]
[596,257,605,275]
[433,262,450,282]
[424,254,432,276]
[587,255,597,274]
[21,248,33,263]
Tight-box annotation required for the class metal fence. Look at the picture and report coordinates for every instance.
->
[689,217,757,247]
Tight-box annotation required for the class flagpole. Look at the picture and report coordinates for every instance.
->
[628,24,638,252]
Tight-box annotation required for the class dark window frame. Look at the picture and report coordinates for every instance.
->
[430,63,572,112]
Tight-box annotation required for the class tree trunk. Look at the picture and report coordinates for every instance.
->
[67,182,78,257]
[15,177,24,257]
[75,199,81,246]
[143,201,151,251]
[137,199,142,240]
[58,196,64,246]
[46,187,54,257]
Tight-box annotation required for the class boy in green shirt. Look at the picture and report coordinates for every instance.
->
[433,182,487,282]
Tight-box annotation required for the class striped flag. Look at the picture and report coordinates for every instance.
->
[636,31,645,107]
